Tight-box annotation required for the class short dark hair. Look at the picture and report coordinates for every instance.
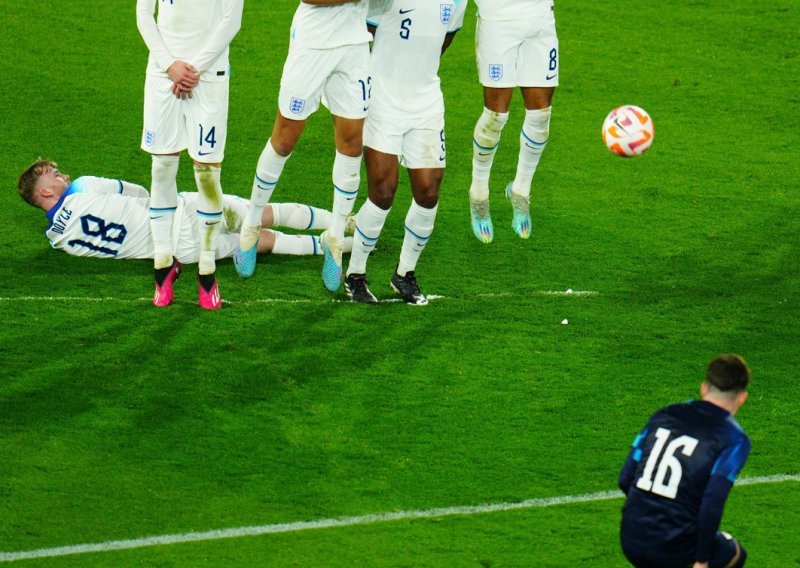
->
[18,159,58,208]
[706,354,750,393]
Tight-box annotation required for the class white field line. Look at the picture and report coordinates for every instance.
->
[1,474,797,563]
[0,290,597,306]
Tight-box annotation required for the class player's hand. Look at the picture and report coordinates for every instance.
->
[692,562,709,568]
[166,60,199,90]
[171,82,194,100]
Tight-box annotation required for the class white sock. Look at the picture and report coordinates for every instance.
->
[270,203,331,231]
[194,164,224,275]
[397,200,438,276]
[242,139,289,247]
[512,106,551,198]
[329,151,361,240]
[271,232,319,256]
[270,234,353,256]
[149,154,180,269]
[470,107,509,201]
[346,198,389,276]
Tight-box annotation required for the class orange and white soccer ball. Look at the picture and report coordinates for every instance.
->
[602,105,654,157]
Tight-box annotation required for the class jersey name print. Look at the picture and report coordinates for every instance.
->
[45,177,153,259]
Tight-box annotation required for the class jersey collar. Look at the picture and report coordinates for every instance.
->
[695,399,731,418]
[45,183,80,225]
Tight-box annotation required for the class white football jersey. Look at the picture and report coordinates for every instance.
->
[368,0,467,119]
[43,178,250,263]
[290,0,372,49]
[137,0,243,81]
[475,0,553,21]
[45,177,155,260]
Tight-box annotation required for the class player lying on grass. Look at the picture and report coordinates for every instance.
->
[18,159,352,265]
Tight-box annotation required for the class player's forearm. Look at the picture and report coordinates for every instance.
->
[695,476,732,563]
[136,0,177,72]
[190,0,243,74]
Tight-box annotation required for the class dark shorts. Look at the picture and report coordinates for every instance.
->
[621,531,745,568]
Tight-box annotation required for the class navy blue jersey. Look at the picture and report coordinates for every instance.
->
[619,400,750,558]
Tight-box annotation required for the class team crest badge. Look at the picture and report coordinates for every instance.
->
[289,97,306,115]
[440,4,453,24]
[488,64,503,81]
[144,129,155,147]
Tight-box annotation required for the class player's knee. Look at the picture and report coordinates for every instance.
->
[368,180,396,210]
[415,194,438,209]
[335,139,363,158]
[334,126,364,157]
[473,107,509,148]
[524,106,551,136]
[411,184,439,209]
[270,120,302,156]
[270,136,296,157]
[370,193,394,211]
[152,154,179,175]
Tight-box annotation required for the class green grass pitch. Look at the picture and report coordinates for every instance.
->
[1,0,799,565]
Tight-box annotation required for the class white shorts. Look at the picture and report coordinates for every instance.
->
[173,193,248,263]
[476,16,559,88]
[278,43,371,120]
[141,75,230,163]
[363,113,446,170]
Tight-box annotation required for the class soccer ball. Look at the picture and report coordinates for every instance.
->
[602,105,654,157]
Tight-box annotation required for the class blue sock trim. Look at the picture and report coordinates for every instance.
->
[473,139,498,152]
[521,129,547,147]
[255,175,277,188]
[333,184,358,197]
[404,225,430,243]
[305,206,315,230]
[196,210,223,220]
[355,226,379,243]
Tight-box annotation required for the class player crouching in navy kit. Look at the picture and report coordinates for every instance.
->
[619,354,751,568]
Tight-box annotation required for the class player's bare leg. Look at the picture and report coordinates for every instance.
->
[235,114,304,278]
[322,115,364,292]
[469,87,512,244]
[506,86,555,239]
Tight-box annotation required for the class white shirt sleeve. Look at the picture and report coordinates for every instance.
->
[73,176,150,198]
[119,181,150,198]
[189,0,243,74]
[368,0,390,23]
[450,0,467,32]
[136,0,175,72]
